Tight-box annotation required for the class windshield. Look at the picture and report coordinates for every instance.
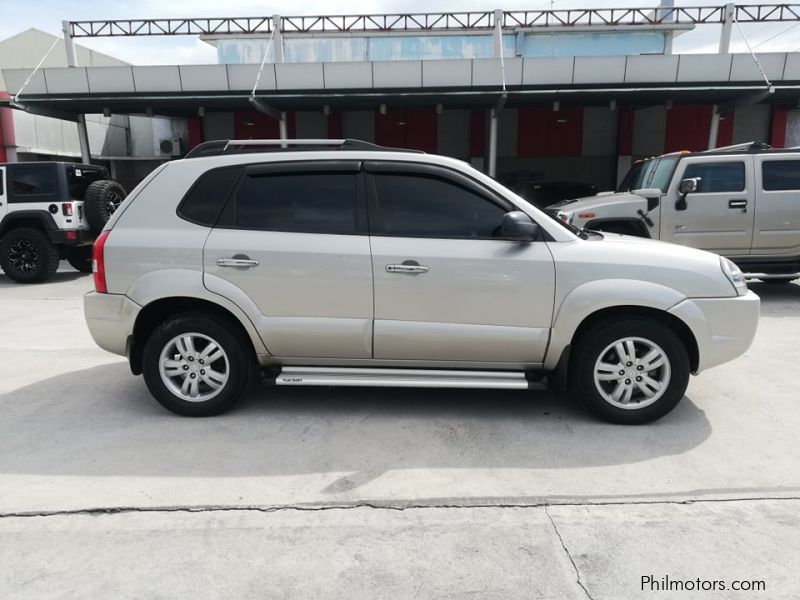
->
[617,156,679,193]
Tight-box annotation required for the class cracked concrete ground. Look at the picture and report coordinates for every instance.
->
[1,269,799,598]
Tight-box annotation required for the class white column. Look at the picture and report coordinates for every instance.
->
[708,105,720,149]
[719,3,734,54]
[63,20,91,163]
[492,9,503,57]
[272,15,284,63]
[488,107,498,178]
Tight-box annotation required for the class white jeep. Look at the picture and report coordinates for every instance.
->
[550,142,800,284]
[0,161,126,283]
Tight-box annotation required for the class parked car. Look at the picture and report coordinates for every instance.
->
[0,161,126,283]
[549,142,800,284]
[84,139,759,424]
[504,179,597,209]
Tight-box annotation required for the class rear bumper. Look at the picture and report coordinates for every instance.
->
[50,228,94,246]
[84,291,140,357]
[668,290,760,373]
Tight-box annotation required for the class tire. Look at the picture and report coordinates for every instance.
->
[66,245,93,273]
[84,179,126,234]
[570,318,690,425]
[0,227,60,284]
[142,312,254,416]
[759,278,797,285]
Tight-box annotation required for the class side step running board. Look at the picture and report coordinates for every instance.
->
[274,367,536,389]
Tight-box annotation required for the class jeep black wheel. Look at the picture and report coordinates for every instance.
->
[67,245,93,273]
[142,312,255,416]
[84,179,126,234]
[0,227,60,284]
[570,318,690,424]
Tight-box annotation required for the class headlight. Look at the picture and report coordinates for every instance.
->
[720,257,748,296]
[556,211,574,224]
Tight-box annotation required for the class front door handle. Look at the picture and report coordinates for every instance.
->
[386,261,429,274]
[729,199,748,211]
[217,256,259,268]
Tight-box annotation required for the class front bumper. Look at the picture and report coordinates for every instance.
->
[668,290,760,373]
[84,292,141,357]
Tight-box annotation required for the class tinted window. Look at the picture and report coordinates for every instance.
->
[0,169,4,196]
[372,173,506,238]
[762,160,800,191]
[683,162,745,193]
[234,173,357,234]
[178,166,242,226]
[11,165,56,196]
[67,167,107,199]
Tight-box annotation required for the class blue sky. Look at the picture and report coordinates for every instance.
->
[1,0,798,65]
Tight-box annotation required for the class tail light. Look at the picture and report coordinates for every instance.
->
[92,231,110,293]
[61,202,74,216]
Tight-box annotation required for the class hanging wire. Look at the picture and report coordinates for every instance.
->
[12,34,61,102]
[732,13,772,87]
[751,21,800,50]
[251,28,277,98]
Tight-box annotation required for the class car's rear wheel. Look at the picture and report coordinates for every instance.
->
[66,245,93,273]
[142,313,254,416]
[570,318,690,424]
[0,227,60,283]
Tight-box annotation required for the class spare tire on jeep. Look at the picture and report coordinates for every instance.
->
[84,180,127,233]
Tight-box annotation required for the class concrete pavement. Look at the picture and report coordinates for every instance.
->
[1,268,799,598]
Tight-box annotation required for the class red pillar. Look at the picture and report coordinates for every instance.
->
[0,91,15,163]
[187,116,202,150]
[770,105,788,148]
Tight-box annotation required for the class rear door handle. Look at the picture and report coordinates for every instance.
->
[386,262,429,274]
[217,257,259,268]
[729,199,748,210]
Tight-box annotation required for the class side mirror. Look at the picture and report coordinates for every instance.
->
[678,178,699,195]
[676,177,700,211]
[501,211,539,242]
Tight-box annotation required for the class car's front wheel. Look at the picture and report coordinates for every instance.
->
[570,318,690,424]
[142,313,254,416]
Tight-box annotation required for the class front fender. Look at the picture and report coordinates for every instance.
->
[544,279,686,369]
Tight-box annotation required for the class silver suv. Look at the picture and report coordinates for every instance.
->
[84,139,760,424]
[552,142,800,284]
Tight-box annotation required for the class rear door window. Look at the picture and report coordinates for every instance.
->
[762,160,800,191]
[232,172,358,235]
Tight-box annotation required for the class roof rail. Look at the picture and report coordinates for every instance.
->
[704,141,772,153]
[184,138,425,159]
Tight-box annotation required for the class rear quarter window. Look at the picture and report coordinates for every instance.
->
[9,164,57,200]
[177,166,242,226]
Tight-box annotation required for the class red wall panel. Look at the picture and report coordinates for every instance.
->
[664,105,713,152]
[327,112,342,139]
[617,107,634,156]
[187,116,202,149]
[517,107,583,157]
[470,109,485,157]
[770,105,788,148]
[375,109,437,153]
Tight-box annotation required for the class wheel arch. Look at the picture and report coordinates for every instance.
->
[546,279,698,372]
[129,296,262,375]
[0,211,58,241]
